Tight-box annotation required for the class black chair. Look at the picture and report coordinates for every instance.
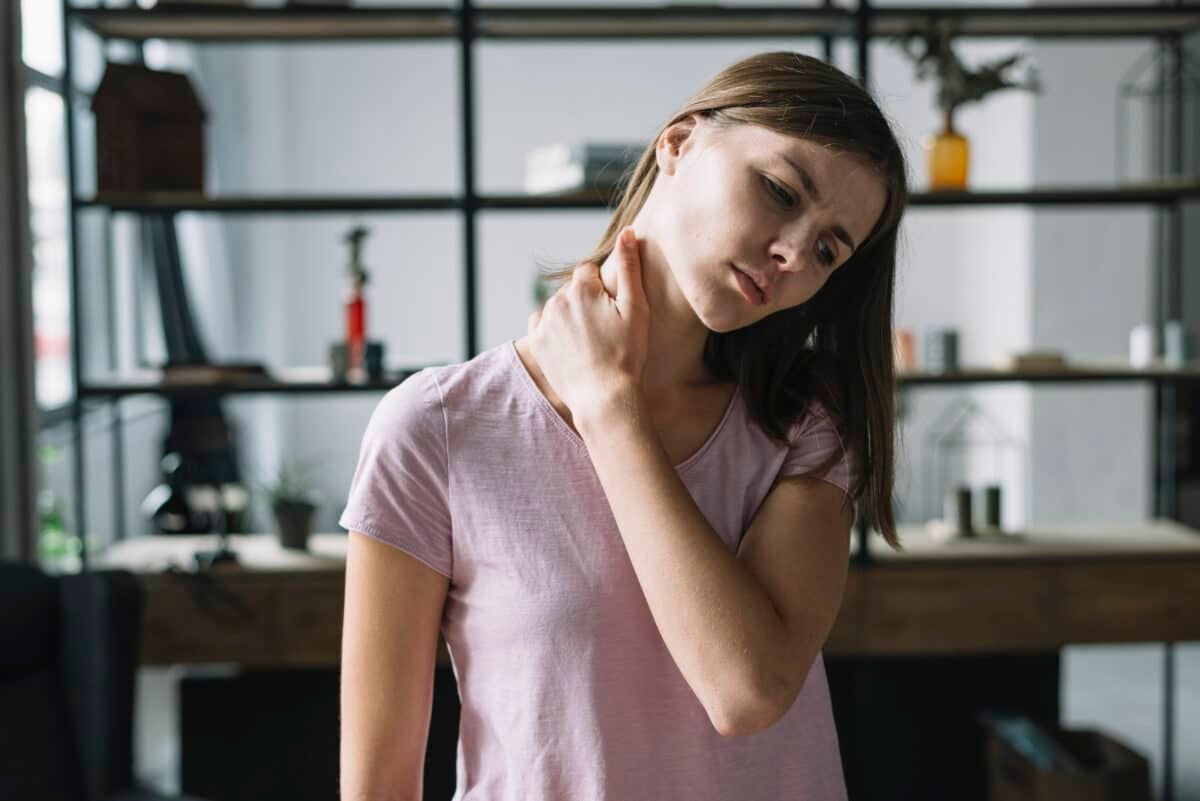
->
[0,560,210,801]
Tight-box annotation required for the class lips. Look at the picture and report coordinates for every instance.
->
[732,265,766,306]
[734,265,772,305]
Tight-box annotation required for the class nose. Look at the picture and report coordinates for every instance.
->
[767,234,806,274]
[768,220,821,273]
[770,248,797,272]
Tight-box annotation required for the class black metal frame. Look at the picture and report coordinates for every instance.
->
[55,3,1193,797]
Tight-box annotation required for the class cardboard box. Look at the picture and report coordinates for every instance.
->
[986,722,1151,801]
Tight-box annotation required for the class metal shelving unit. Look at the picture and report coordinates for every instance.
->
[60,4,1195,795]
[69,3,1200,41]
[72,180,1200,211]
[73,360,1200,399]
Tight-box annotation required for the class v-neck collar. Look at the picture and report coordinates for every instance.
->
[507,338,739,472]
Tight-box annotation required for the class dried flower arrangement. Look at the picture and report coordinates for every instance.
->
[893,19,1042,188]
[895,20,1042,117]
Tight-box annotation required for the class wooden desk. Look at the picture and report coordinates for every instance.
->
[95,520,1200,667]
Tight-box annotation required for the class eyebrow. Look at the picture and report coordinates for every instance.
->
[780,155,857,255]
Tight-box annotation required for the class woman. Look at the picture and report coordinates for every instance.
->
[340,50,908,801]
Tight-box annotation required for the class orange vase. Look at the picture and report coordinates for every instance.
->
[925,110,969,190]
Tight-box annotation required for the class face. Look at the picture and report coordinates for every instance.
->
[646,115,888,332]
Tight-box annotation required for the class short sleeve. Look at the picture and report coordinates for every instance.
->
[778,401,855,496]
[338,368,453,579]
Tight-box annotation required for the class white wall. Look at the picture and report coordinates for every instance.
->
[867,34,1035,529]
[1028,40,1155,524]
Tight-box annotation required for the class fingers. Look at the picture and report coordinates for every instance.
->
[615,226,641,308]
[572,261,601,284]
[619,226,637,251]
[567,262,603,301]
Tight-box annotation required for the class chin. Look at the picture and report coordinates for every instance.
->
[676,280,755,333]
[701,315,752,334]
[693,293,763,333]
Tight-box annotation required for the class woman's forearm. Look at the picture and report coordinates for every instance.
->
[574,384,786,736]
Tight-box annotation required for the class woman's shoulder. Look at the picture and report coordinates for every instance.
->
[776,398,847,454]
[362,344,516,446]
[427,340,526,407]
[364,367,446,442]
[375,340,538,434]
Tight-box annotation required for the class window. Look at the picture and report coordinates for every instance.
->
[21,0,62,79]
[22,0,74,415]
[26,87,73,410]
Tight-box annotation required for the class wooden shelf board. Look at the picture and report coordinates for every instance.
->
[92,525,1200,662]
[898,360,1200,384]
[97,519,1200,574]
[854,518,1200,562]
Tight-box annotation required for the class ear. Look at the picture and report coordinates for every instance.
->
[655,112,703,176]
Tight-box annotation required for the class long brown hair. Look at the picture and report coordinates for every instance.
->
[538,52,909,550]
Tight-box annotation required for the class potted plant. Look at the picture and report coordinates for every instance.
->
[895,20,1042,189]
[261,458,321,551]
[36,444,88,574]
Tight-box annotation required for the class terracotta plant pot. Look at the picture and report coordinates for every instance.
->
[272,499,317,551]
[925,110,970,190]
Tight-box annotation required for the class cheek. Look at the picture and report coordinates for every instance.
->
[660,178,727,275]
[660,163,764,294]
[780,273,827,309]
[681,167,753,257]
[675,173,731,249]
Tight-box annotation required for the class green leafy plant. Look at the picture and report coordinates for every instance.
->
[260,458,321,508]
[895,20,1042,115]
[532,270,554,307]
[36,443,92,572]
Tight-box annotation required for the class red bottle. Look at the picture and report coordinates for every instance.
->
[343,226,370,374]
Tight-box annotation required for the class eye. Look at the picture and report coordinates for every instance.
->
[761,176,795,209]
[817,241,836,267]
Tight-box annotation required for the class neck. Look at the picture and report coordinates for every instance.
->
[597,225,719,397]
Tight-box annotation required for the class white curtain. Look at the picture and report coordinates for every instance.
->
[0,6,39,563]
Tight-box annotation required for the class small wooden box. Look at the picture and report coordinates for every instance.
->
[91,62,207,194]
[987,725,1151,801]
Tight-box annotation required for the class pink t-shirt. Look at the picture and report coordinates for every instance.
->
[339,338,854,801]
